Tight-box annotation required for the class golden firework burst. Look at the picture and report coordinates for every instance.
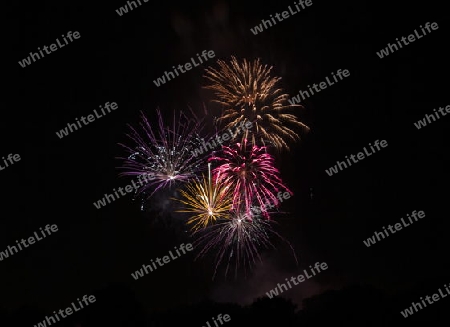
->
[176,164,233,231]
[204,56,309,151]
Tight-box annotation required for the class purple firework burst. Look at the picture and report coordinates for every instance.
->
[117,109,207,200]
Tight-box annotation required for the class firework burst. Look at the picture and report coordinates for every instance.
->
[193,211,287,278]
[204,56,309,151]
[118,109,207,200]
[175,164,233,231]
[209,138,292,219]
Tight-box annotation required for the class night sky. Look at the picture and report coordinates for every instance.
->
[5,0,450,325]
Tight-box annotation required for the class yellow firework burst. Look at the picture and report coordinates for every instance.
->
[176,164,233,231]
[204,56,309,151]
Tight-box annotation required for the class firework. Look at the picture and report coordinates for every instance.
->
[175,163,233,231]
[193,212,282,278]
[204,56,309,151]
[209,138,292,219]
[117,109,207,200]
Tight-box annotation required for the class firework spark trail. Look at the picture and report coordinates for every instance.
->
[117,109,207,199]
[193,212,296,278]
[194,215,274,278]
[209,139,292,219]
[204,56,309,151]
[175,163,233,231]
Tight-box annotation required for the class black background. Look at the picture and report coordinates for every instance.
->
[4,0,450,325]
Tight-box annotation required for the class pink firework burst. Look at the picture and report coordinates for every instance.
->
[209,138,292,219]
